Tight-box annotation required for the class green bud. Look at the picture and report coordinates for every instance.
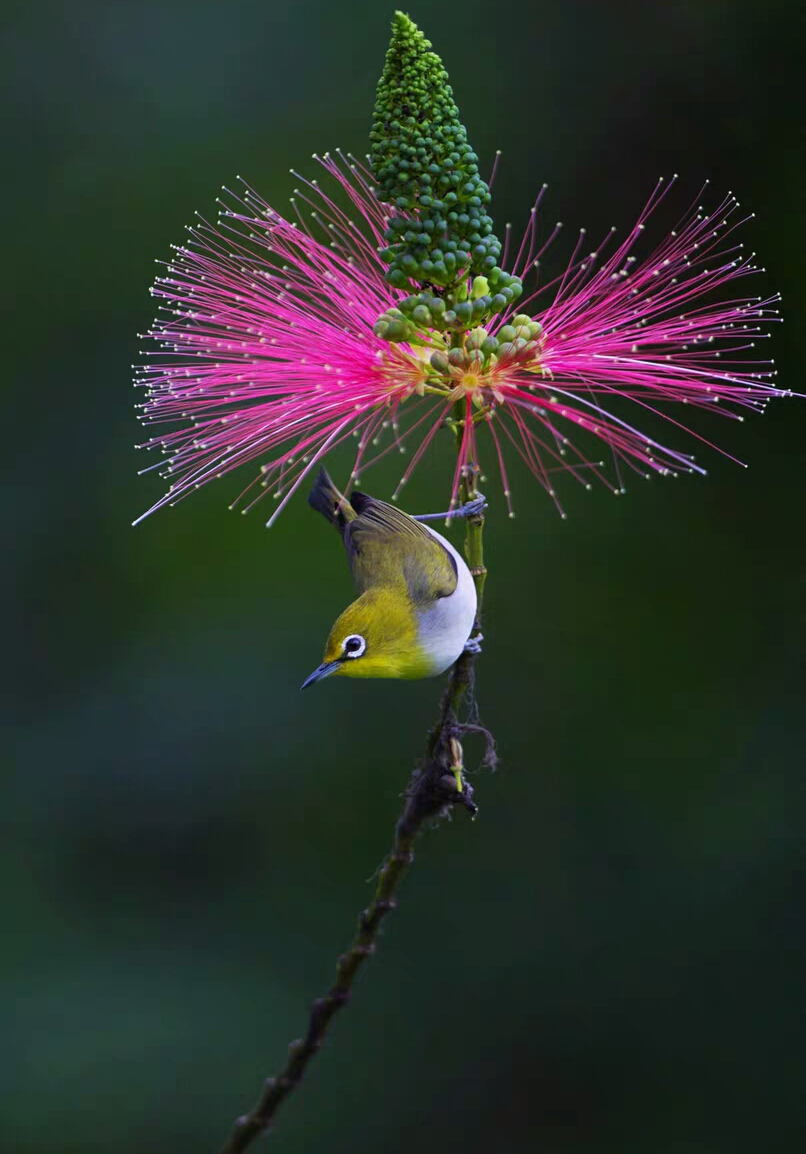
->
[498,325,517,342]
[385,319,412,341]
[429,351,450,373]
[471,275,490,301]
[448,348,469,368]
[373,307,416,343]
[480,336,499,356]
[466,326,489,350]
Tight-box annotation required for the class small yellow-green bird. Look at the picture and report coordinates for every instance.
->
[302,468,483,688]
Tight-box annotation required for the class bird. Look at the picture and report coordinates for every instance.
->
[301,467,484,688]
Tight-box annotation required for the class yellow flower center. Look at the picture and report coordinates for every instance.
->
[459,370,482,392]
[375,319,548,405]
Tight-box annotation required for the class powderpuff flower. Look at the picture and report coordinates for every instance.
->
[134,151,784,524]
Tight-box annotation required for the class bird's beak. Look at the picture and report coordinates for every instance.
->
[300,660,340,690]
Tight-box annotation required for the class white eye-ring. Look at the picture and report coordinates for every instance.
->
[342,634,367,659]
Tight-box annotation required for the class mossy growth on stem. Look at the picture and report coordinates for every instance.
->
[370,11,521,339]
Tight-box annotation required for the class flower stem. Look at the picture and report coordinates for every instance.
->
[460,462,487,623]
[218,453,489,1153]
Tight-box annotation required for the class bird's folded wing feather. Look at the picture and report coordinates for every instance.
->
[344,493,457,604]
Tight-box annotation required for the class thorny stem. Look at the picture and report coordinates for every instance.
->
[218,450,490,1154]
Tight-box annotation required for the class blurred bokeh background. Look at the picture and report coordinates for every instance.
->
[4,1,805,1151]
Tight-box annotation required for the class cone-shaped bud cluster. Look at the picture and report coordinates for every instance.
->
[370,12,521,337]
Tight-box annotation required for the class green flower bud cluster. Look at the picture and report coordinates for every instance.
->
[372,307,417,343]
[370,12,522,331]
[428,316,544,375]
[487,315,544,361]
[392,269,523,336]
[374,274,524,340]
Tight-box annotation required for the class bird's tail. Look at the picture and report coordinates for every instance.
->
[307,467,355,530]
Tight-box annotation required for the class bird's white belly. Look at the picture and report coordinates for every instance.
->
[416,525,478,676]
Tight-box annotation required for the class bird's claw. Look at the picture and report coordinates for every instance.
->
[463,631,483,655]
[412,493,487,524]
[458,494,487,518]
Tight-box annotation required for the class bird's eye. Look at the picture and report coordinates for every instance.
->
[342,634,367,659]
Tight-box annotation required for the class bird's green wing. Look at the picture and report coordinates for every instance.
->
[344,492,457,604]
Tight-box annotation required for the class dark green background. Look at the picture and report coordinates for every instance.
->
[4,1,805,1151]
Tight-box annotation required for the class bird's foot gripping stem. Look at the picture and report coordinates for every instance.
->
[413,494,487,523]
[463,631,483,656]
[454,494,487,519]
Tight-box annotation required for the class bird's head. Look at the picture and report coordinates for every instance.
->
[301,588,430,686]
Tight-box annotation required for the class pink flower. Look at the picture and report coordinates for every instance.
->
[135,153,784,524]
